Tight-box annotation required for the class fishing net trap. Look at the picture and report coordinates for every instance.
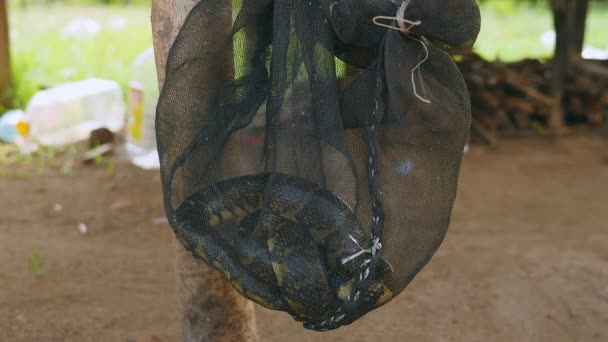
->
[156,0,481,331]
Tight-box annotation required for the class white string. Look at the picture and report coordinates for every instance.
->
[372,0,432,104]
[395,0,413,32]
[341,235,382,265]
[407,36,432,104]
[372,0,417,33]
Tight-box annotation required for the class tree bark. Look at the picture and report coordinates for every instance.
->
[549,0,572,132]
[549,0,592,133]
[570,0,589,58]
[0,0,11,107]
[151,1,258,341]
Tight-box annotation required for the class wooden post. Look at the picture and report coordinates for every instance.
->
[549,0,574,133]
[151,1,258,341]
[0,0,11,107]
[549,0,593,133]
[570,0,589,58]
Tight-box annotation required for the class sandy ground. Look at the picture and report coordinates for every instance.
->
[1,136,607,342]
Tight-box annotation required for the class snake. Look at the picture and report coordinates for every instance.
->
[171,172,394,330]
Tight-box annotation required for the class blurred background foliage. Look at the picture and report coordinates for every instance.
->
[3,0,608,112]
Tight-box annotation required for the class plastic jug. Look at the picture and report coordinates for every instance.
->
[125,47,159,169]
[23,79,125,147]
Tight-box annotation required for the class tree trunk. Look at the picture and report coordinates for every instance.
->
[549,0,572,133]
[549,0,592,133]
[0,0,11,108]
[570,0,589,58]
[151,1,258,341]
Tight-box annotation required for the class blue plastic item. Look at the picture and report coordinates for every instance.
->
[0,110,25,143]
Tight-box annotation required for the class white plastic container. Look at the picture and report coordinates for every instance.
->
[23,78,125,147]
[125,47,160,169]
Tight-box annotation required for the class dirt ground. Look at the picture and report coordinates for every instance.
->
[1,135,607,342]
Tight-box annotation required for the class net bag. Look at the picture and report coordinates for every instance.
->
[156,0,480,331]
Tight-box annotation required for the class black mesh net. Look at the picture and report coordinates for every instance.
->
[156,0,480,331]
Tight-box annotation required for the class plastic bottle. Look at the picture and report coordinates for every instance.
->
[23,78,125,147]
[0,109,24,143]
[125,47,160,169]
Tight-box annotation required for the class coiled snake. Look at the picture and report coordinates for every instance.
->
[172,172,393,330]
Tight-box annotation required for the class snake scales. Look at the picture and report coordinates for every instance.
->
[172,172,393,329]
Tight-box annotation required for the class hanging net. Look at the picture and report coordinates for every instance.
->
[156,0,480,331]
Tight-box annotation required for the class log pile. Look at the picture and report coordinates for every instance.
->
[455,52,608,144]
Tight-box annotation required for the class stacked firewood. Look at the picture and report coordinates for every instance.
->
[455,52,608,144]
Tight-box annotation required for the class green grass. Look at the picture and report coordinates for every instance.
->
[476,1,608,61]
[8,4,153,109]
[29,250,45,276]
[5,2,608,111]
[28,249,57,285]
